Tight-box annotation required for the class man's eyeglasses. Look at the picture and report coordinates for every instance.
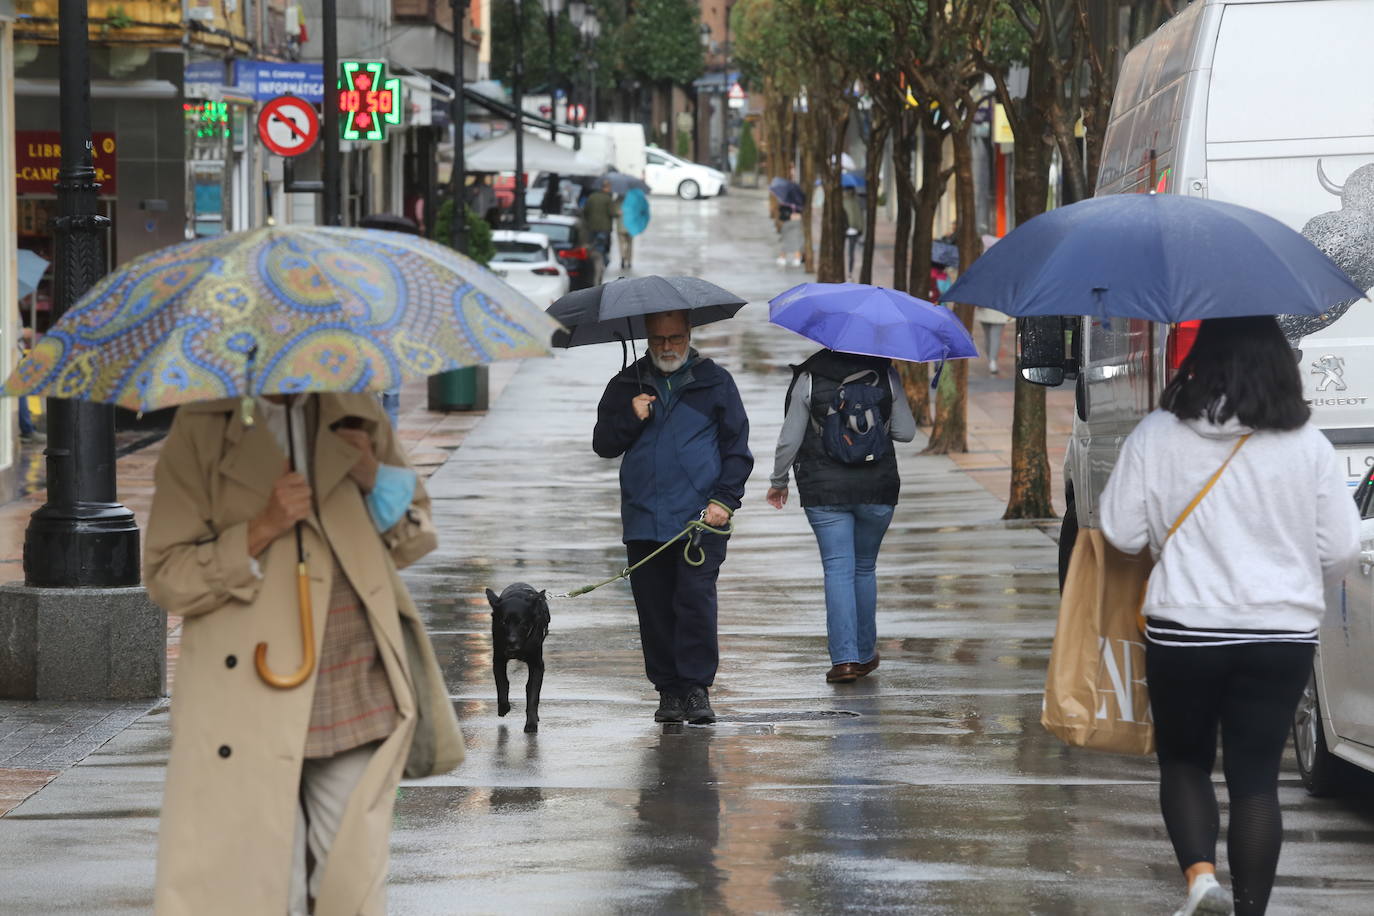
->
[648,334,688,348]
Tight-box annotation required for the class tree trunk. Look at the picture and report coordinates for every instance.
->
[924,122,979,455]
[999,55,1058,519]
[798,112,820,273]
[890,111,913,293]
[900,114,949,428]
[859,112,887,285]
[817,108,850,282]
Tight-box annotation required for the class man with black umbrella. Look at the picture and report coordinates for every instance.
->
[592,309,753,724]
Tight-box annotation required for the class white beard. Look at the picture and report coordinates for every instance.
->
[650,350,686,373]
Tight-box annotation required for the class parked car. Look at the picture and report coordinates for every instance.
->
[525,173,597,215]
[1296,464,1374,794]
[488,230,570,308]
[1014,0,1374,789]
[644,147,726,200]
[523,214,605,290]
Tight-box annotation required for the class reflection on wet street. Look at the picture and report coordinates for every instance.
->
[388,191,1374,914]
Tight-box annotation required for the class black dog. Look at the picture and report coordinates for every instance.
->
[486,584,550,733]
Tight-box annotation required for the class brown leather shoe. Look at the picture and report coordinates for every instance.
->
[826,663,860,683]
[854,653,880,677]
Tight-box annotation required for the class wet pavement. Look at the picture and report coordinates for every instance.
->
[1,190,1373,913]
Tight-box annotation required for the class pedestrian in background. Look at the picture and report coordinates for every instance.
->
[842,185,864,280]
[593,309,753,725]
[615,185,649,270]
[766,349,917,683]
[770,171,806,267]
[1100,316,1360,916]
[144,393,463,915]
[581,179,615,262]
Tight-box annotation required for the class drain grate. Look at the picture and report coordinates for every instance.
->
[716,710,860,723]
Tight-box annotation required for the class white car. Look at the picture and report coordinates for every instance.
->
[488,231,570,308]
[1297,463,1374,794]
[644,147,726,200]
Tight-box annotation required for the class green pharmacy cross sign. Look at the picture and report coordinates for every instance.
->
[338,61,404,141]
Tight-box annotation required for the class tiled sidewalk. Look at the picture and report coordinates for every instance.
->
[0,365,518,816]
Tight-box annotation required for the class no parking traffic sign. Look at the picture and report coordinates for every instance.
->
[257,96,320,157]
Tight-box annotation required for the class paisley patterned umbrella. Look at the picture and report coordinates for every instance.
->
[2,226,561,412]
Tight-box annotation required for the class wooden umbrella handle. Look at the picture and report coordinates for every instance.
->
[255,561,316,689]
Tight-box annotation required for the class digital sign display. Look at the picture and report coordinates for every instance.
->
[338,61,403,142]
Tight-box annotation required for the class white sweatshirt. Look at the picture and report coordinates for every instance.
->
[1100,409,1361,638]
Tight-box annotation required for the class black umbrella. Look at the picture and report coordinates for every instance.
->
[547,276,747,348]
[600,171,651,194]
[548,276,747,391]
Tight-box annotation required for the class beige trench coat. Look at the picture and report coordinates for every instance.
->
[145,393,464,916]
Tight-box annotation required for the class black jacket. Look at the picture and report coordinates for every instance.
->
[787,351,901,508]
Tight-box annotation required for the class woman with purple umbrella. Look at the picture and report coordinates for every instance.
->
[765,283,977,684]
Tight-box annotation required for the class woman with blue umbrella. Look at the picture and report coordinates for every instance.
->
[765,283,977,684]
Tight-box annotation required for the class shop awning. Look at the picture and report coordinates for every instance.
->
[464,130,607,176]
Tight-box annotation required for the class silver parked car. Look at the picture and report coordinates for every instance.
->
[1295,465,1374,793]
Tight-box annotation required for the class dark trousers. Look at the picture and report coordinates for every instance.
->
[626,534,728,693]
[1146,639,1314,916]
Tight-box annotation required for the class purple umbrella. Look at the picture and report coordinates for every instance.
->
[769,283,978,363]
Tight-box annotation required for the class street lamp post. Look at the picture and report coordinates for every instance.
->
[322,0,342,225]
[541,0,565,141]
[514,0,527,228]
[25,0,140,588]
[568,1,587,129]
[451,0,470,252]
[582,15,600,125]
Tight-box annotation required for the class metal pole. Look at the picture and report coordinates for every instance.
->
[546,10,558,141]
[451,0,469,252]
[514,0,527,228]
[25,0,140,587]
[322,0,342,225]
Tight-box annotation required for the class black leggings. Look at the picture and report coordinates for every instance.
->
[1146,640,1314,916]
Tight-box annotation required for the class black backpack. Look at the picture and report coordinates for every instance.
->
[818,370,890,466]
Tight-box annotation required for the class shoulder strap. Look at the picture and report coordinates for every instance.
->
[839,369,881,388]
[1164,433,1251,544]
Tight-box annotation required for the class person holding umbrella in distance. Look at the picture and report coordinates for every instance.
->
[765,283,977,684]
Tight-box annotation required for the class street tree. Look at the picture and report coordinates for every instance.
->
[905,0,1005,454]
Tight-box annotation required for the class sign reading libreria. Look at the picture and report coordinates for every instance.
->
[338,61,403,142]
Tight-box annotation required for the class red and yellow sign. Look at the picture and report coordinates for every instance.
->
[15,131,118,195]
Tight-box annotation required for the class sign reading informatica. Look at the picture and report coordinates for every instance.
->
[233,61,326,104]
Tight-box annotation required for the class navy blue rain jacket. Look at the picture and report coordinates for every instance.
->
[593,354,753,544]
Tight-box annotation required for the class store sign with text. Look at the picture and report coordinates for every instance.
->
[15,131,117,195]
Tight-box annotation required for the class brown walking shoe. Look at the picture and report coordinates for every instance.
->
[826,663,860,684]
[854,653,880,677]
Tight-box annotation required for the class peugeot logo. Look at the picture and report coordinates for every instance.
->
[1312,354,1348,392]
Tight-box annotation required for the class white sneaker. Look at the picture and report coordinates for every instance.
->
[789,258,802,267]
[1171,874,1232,916]
[988,359,999,375]
[776,256,787,266]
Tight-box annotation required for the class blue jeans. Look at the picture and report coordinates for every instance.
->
[804,504,895,665]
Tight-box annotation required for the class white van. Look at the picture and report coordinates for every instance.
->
[1024,0,1374,789]
[588,122,648,180]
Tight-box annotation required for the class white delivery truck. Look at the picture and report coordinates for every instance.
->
[1021,0,1374,790]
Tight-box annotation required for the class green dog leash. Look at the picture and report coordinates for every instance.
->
[552,514,734,599]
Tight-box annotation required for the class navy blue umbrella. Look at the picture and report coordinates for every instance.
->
[769,283,977,363]
[942,194,1366,322]
[769,177,806,211]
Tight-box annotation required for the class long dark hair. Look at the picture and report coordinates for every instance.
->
[1159,316,1309,431]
